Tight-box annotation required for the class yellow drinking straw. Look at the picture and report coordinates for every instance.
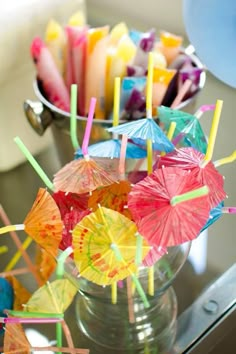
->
[146,52,155,296]
[0,246,8,254]
[113,77,121,127]
[214,150,236,168]
[4,237,32,272]
[160,121,176,156]
[201,99,223,167]
[111,282,117,304]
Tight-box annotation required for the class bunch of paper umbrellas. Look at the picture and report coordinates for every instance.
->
[0,52,235,353]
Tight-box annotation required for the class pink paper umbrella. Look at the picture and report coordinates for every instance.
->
[31,37,70,111]
[128,166,210,247]
[157,147,226,208]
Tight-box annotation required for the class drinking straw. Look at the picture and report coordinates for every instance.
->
[148,265,154,297]
[113,77,121,127]
[5,310,63,318]
[135,233,143,266]
[14,136,54,191]
[81,97,97,157]
[201,99,223,167]
[118,134,128,179]
[4,237,33,273]
[194,104,215,119]
[55,247,74,354]
[0,317,63,324]
[3,347,89,354]
[146,52,154,118]
[126,277,135,324]
[214,150,236,168]
[170,186,209,206]
[111,282,117,304]
[0,267,30,277]
[110,243,150,308]
[160,121,176,156]
[0,245,8,254]
[170,79,192,108]
[70,84,80,150]
[146,52,155,296]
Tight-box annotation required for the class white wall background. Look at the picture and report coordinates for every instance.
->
[87,0,236,274]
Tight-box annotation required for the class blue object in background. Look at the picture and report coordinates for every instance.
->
[183,0,236,88]
[0,277,14,335]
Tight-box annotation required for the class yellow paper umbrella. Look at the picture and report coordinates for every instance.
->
[72,206,150,286]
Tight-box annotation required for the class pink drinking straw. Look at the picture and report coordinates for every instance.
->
[0,267,30,277]
[194,104,216,119]
[222,207,236,214]
[0,317,63,324]
[81,97,97,157]
[170,79,192,108]
[119,134,128,179]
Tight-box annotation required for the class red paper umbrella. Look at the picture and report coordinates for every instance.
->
[53,190,89,218]
[128,166,210,247]
[142,245,167,267]
[53,157,118,194]
[60,209,91,252]
[156,147,226,208]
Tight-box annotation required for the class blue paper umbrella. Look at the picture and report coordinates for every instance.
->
[158,106,207,153]
[0,277,14,335]
[75,139,147,159]
[107,118,174,153]
[201,202,236,234]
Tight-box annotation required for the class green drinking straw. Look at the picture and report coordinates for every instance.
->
[135,233,143,266]
[70,84,80,150]
[170,186,209,206]
[14,136,54,191]
[110,243,150,308]
[56,247,74,354]
[6,310,64,318]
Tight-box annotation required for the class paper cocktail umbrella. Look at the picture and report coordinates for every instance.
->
[3,322,89,354]
[107,53,175,155]
[52,190,89,218]
[158,105,209,153]
[0,188,63,258]
[54,98,118,194]
[157,147,226,208]
[128,166,210,247]
[88,180,132,219]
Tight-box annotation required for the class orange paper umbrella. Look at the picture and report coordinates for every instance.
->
[72,206,150,286]
[35,246,57,284]
[4,323,30,354]
[5,276,31,311]
[0,188,63,259]
[88,180,132,219]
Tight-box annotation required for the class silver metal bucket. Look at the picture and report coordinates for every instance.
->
[24,50,206,166]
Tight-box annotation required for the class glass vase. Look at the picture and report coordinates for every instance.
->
[66,243,191,354]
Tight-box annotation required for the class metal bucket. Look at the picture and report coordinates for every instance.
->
[24,49,206,166]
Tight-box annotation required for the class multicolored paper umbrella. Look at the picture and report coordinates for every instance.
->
[88,180,132,219]
[53,98,118,194]
[158,105,208,153]
[128,166,210,247]
[72,206,150,286]
[157,147,226,208]
[0,188,63,258]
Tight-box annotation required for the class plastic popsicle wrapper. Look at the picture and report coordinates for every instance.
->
[85,26,109,119]
[45,19,67,78]
[156,30,183,65]
[105,34,136,117]
[30,37,70,112]
[152,67,176,107]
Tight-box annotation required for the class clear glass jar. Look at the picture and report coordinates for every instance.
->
[66,243,191,354]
